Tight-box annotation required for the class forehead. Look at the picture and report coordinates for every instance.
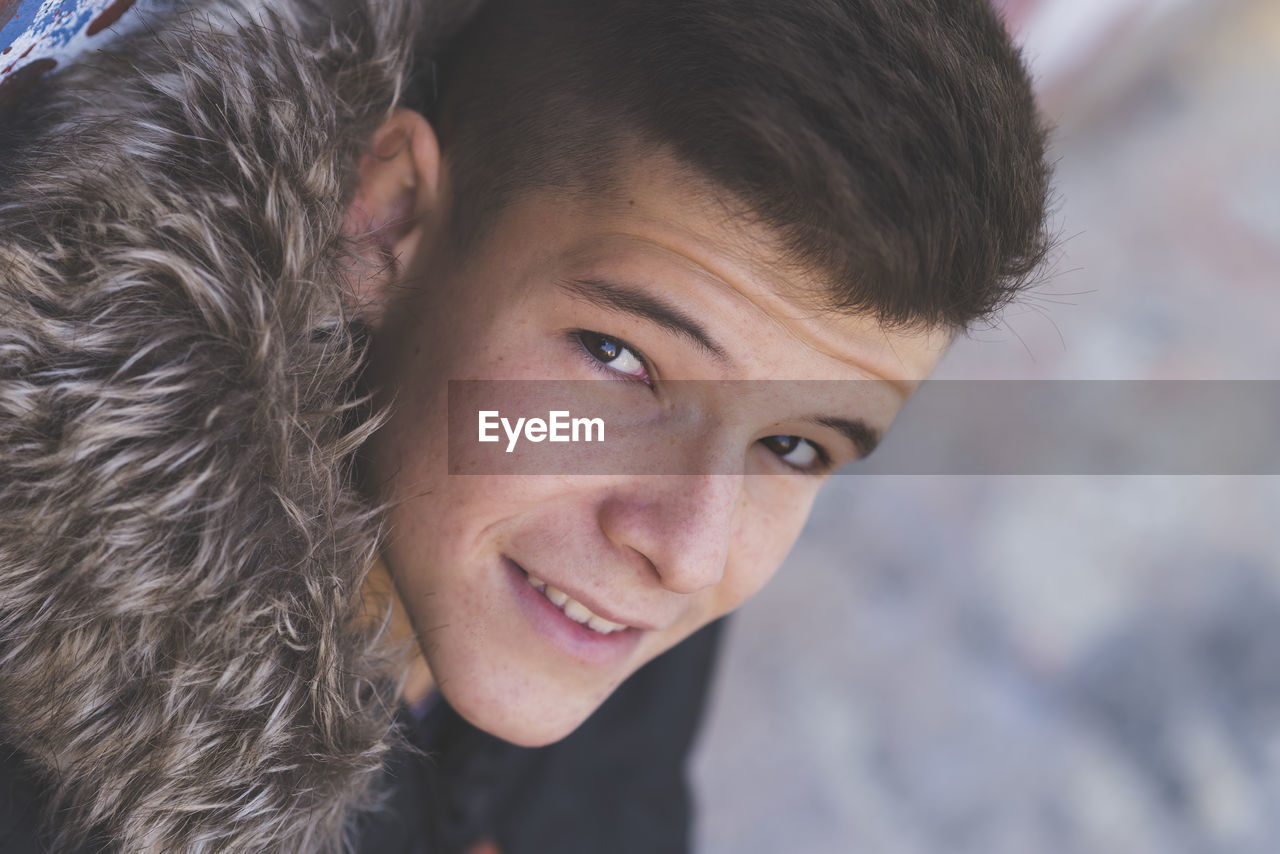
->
[463,150,951,386]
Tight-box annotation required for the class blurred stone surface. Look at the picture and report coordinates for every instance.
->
[691,2,1280,851]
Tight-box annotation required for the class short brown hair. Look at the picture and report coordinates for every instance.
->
[425,0,1053,331]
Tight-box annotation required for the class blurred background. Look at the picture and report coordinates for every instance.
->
[692,1,1280,852]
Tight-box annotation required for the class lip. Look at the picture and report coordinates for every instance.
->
[502,557,646,666]
[522,566,657,632]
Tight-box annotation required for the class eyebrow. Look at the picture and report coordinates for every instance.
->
[559,278,731,364]
[807,415,882,460]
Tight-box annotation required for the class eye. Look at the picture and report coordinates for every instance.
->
[759,435,827,473]
[575,330,651,384]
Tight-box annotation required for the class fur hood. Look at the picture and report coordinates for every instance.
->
[0,1,462,849]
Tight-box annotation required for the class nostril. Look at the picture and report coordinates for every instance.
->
[630,546,660,582]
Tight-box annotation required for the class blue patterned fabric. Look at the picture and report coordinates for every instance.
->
[1,0,145,103]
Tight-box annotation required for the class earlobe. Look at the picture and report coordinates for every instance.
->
[342,109,444,328]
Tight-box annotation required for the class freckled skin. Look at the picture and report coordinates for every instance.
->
[358,135,949,747]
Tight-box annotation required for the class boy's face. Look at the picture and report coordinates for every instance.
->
[360,145,949,746]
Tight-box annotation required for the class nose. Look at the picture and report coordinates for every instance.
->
[597,474,742,595]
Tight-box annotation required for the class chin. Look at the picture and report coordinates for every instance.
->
[440,677,605,747]
[423,639,620,746]
[479,714,587,749]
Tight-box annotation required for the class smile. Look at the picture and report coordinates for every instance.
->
[523,573,630,635]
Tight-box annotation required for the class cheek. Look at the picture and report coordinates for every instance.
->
[714,478,819,614]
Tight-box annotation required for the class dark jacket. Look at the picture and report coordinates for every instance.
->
[358,620,721,853]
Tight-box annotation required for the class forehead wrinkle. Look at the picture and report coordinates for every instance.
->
[587,219,927,386]
[553,170,946,387]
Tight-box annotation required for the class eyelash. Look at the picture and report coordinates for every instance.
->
[760,435,834,475]
[572,330,653,386]
[571,329,832,475]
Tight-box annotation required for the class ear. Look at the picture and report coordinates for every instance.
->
[342,108,444,329]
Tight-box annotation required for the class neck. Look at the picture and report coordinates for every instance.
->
[364,557,435,706]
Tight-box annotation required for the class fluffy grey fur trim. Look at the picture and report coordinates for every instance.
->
[0,1,453,850]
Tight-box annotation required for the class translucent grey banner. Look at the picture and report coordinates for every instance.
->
[446,380,1280,475]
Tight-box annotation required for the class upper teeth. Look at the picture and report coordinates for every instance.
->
[526,574,629,634]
